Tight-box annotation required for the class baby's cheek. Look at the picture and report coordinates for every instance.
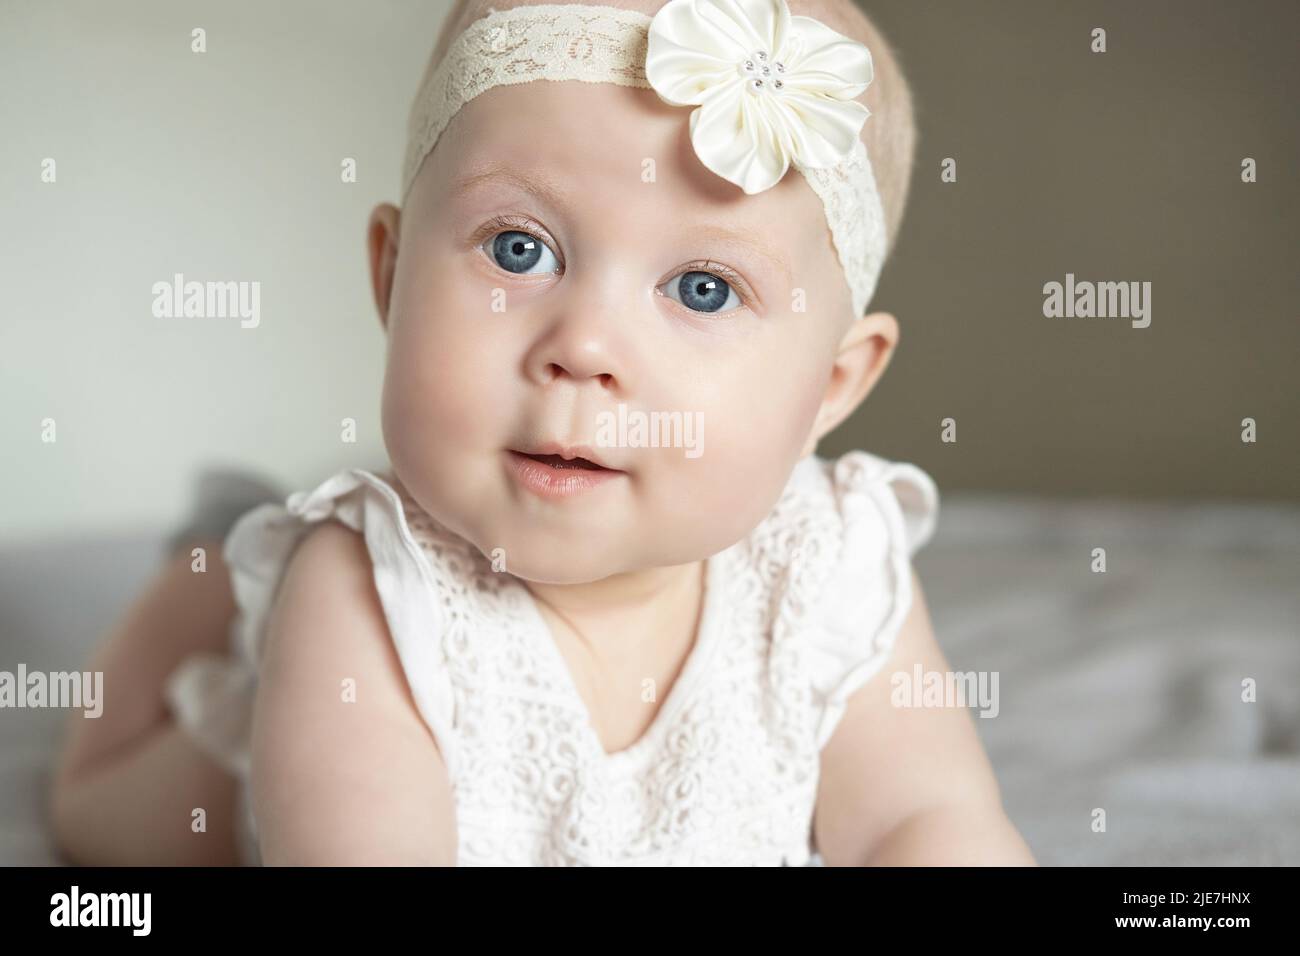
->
[379,312,499,496]
[758,337,833,450]
[664,409,795,548]
[708,345,824,459]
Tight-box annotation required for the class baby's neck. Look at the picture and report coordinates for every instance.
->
[523,559,705,662]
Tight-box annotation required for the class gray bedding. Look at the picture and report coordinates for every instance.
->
[917,495,1300,865]
[2,490,1297,865]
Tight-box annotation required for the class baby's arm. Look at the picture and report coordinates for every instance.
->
[251,522,457,865]
[813,568,1036,866]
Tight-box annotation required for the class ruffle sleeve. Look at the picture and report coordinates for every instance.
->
[805,451,940,750]
[162,469,459,780]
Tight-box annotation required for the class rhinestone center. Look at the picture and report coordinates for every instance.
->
[739,48,786,93]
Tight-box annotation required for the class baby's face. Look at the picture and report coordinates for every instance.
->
[380,80,855,584]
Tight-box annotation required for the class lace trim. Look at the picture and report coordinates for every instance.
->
[403,6,652,195]
[403,3,888,318]
[797,140,888,320]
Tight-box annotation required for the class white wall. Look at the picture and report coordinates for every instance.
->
[0,0,452,543]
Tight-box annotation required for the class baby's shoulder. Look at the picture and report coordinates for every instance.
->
[221,466,425,658]
[241,481,387,671]
[279,519,371,603]
[260,517,389,671]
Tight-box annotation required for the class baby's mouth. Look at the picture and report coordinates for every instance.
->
[508,442,623,473]
[517,453,610,471]
[505,446,627,498]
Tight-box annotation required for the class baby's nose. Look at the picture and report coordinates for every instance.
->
[517,245,653,392]
[522,301,626,391]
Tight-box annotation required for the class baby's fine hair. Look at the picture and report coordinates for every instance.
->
[421,0,918,258]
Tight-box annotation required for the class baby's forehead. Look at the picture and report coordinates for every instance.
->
[423,79,830,266]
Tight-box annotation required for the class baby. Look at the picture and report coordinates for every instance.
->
[50,0,1035,866]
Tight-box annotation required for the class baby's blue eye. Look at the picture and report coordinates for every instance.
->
[661,271,741,314]
[487,229,560,275]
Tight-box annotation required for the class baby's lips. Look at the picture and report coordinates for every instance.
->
[512,441,623,472]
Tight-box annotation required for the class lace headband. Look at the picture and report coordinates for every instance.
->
[403,0,888,319]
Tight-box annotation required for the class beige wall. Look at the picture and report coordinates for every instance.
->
[824,0,1299,500]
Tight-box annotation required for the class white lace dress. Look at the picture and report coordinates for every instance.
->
[164,450,938,866]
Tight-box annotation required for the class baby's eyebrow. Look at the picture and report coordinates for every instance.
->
[451,163,569,212]
[451,162,793,287]
[687,225,792,288]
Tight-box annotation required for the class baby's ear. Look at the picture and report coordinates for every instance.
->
[367,204,402,329]
[802,311,900,455]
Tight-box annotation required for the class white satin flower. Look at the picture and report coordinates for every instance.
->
[645,0,874,195]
